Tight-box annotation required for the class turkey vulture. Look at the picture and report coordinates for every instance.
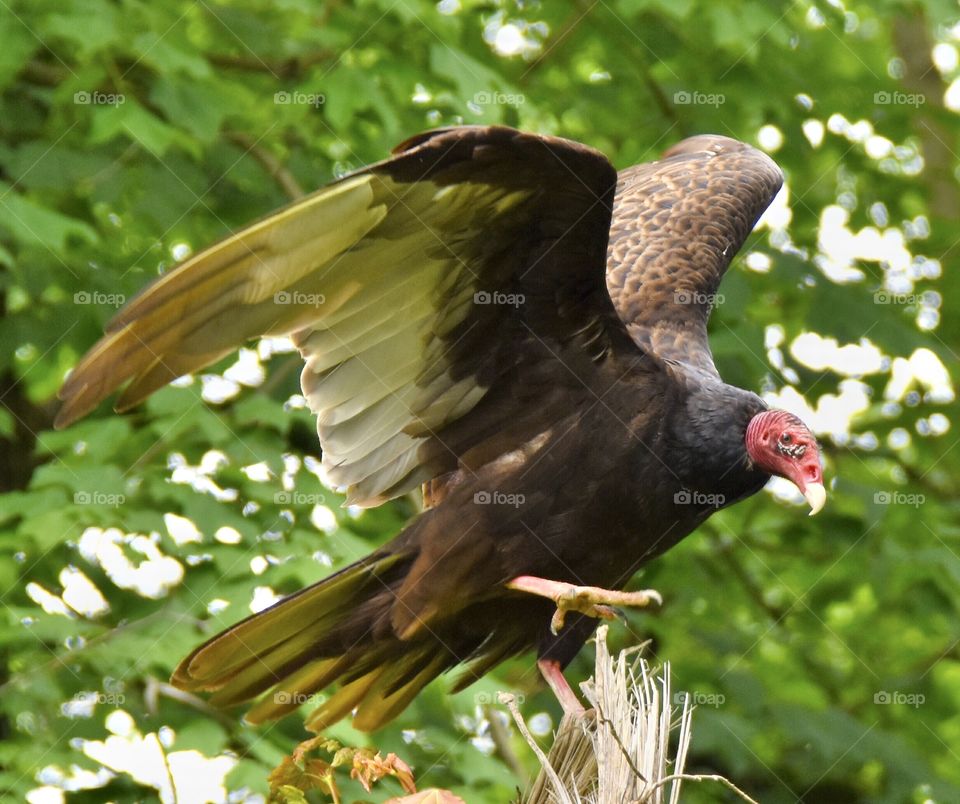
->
[57,126,825,731]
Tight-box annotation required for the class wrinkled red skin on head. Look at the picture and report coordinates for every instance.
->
[745,410,823,494]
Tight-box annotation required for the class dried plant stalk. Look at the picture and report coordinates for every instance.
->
[511,627,759,804]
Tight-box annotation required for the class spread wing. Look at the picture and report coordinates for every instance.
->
[606,135,783,377]
[57,126,636,506]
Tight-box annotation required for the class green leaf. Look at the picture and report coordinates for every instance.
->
[0,184,98,251]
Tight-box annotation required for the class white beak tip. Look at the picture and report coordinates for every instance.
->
[805,482,826,516]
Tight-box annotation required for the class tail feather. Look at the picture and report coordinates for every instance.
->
[299,648,452,734]
[352,650,450,732]
[450,633,528,694]
[303,669,385,732]
[242,658,345,724]
[172,552,404,691]
[170,548,477,732]
[170,541,535,732]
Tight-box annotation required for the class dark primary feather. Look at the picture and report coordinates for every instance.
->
[58,126,782,731]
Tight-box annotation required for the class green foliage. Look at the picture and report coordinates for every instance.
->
[2,0,959,801]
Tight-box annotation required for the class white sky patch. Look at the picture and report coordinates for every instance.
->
[789,333,885,375]
[28,761,115,800]
[59,568,109,618]
[199,374,240,404]
[258,335,297,359]
[412,83,432,104]
[214,526,242,545]
[815,380,872,434]
[933,43,959,73]
[199,450,228,473]
[529,712,553,737]
[164,513,202,546]
[945,77,960,111]
[167,751,236,804]
[26,582,76,618]
[26,787,65,804]
[303,454,324,480]
[79,528,185,599]
[928,412,950,435]
[765,324,785,349]
[61,691,99,719]
[207,598,230,616]
[885,348,955,403]
[168,471,236,502]
[762,382,871,438]
[483,12,547,59]
[806,6,826,27]
[170,242,192,262]
[757,183,792,230]
[78,711,236,804]
[865,135,894,160]
[802,119,825,148]
[745,252,772,273]
[242,461,272,482]
[280,453,302,491]
[284,393,308,410]
[493,23,524,55]
[310,504,338,534]
[169,451,237,502]
[223,347,265,387]
[250,555,269,576]
[889,427,911,449]
[757,124,784,152]
[828,114,874,143]
[766,475,811,508]
[815,203,915,283]
[250,586,281,612]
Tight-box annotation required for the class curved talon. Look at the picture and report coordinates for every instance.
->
[507,575,662,635]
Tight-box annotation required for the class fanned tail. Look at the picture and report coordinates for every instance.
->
[170,550,461,732]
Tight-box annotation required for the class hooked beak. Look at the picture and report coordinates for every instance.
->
[803,482,826,516]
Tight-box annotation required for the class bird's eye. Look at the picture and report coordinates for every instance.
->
[780,433,792,444]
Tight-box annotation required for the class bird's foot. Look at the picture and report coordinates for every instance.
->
[506,575,662,635]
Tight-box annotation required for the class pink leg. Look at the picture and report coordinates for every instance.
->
[507,575,662,634]
[537,657,585,716]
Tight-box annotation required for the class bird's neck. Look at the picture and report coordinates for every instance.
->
[662,373,770,504]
